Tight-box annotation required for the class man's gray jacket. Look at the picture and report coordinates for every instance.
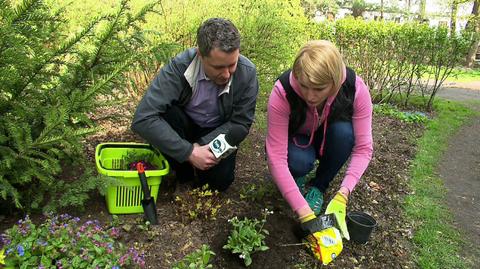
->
[131,48,259,163]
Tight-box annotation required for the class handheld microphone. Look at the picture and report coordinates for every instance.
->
[209,125,246,159]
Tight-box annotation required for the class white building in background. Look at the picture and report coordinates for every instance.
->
[317,0,475,33]
[367,0,473,32]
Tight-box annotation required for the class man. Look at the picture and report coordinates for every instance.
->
[131,18,259,191]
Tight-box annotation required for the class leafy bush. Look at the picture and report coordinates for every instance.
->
[0,214,144,268]
[0,0,164,211]
[315,17,473,109]
[234,0,309,79]
[223,209,272,267]
[139,0,309,77]
[172,244,215,269]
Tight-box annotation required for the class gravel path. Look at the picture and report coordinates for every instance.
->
[436,84,480,267]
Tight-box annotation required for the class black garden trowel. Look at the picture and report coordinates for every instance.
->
[136,162,158,224]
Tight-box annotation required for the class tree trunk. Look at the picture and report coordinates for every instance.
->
[466,38,479,67]
[380,0,384,19]
[465,0,479,67]
[451,1,458,34]
[419,0,426,21]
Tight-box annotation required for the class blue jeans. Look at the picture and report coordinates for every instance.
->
[288,121,354,192]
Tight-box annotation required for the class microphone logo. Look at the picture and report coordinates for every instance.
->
[208,125,246,159]
[211,138,225,153]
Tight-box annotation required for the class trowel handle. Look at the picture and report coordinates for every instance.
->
[136,162,151,198]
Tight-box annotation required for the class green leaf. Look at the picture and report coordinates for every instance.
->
[244,255,252,266]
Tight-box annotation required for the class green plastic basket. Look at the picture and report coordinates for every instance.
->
[95,142,169,214]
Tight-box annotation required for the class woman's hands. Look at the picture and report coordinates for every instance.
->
[298,186,351,240]
[325,190,350,240]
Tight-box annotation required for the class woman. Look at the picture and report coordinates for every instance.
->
[266,40,373,236]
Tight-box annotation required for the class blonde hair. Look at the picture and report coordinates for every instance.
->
[292,40,345,92]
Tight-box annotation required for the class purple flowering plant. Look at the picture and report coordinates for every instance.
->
[0,214,145,268]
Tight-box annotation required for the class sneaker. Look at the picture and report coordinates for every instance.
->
[294,176,309,194]
[304,187,324,216]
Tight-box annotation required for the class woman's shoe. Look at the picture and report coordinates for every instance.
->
[304,186,324,216]
[294,176,309,195]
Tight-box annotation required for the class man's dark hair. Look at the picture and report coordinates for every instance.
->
[197,18,240,57]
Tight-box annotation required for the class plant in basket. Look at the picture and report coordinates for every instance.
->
[121,152,158,171]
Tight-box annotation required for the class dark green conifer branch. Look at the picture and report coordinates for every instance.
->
[0,0,164,212]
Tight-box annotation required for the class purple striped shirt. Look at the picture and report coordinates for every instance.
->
[184,66,222,128]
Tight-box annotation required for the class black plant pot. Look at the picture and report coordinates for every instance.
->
[347,211,377,244]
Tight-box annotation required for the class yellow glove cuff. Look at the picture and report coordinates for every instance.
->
[299,212,316,223]
[333,191,348,204]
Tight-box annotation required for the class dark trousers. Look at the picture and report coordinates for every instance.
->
[287,121,354,192]
[162,105,236,191]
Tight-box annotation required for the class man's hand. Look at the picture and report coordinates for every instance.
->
[188,143,219,170]
[325,191,350,240]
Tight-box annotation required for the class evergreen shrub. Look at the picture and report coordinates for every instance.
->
[0,0,163,211]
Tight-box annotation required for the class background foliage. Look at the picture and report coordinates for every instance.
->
[325,17,472,109]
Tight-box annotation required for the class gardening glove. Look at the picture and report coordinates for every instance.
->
[325,191,350,240]
[299,213,343,265]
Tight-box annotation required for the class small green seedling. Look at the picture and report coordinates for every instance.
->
[172,244,215,269]
[175,184,227,222]
[223,208,273,266]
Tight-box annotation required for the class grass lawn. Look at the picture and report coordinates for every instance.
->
[444,67,480,83]
[404,99,477,269]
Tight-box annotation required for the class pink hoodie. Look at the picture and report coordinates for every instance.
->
[266,69,373,215]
